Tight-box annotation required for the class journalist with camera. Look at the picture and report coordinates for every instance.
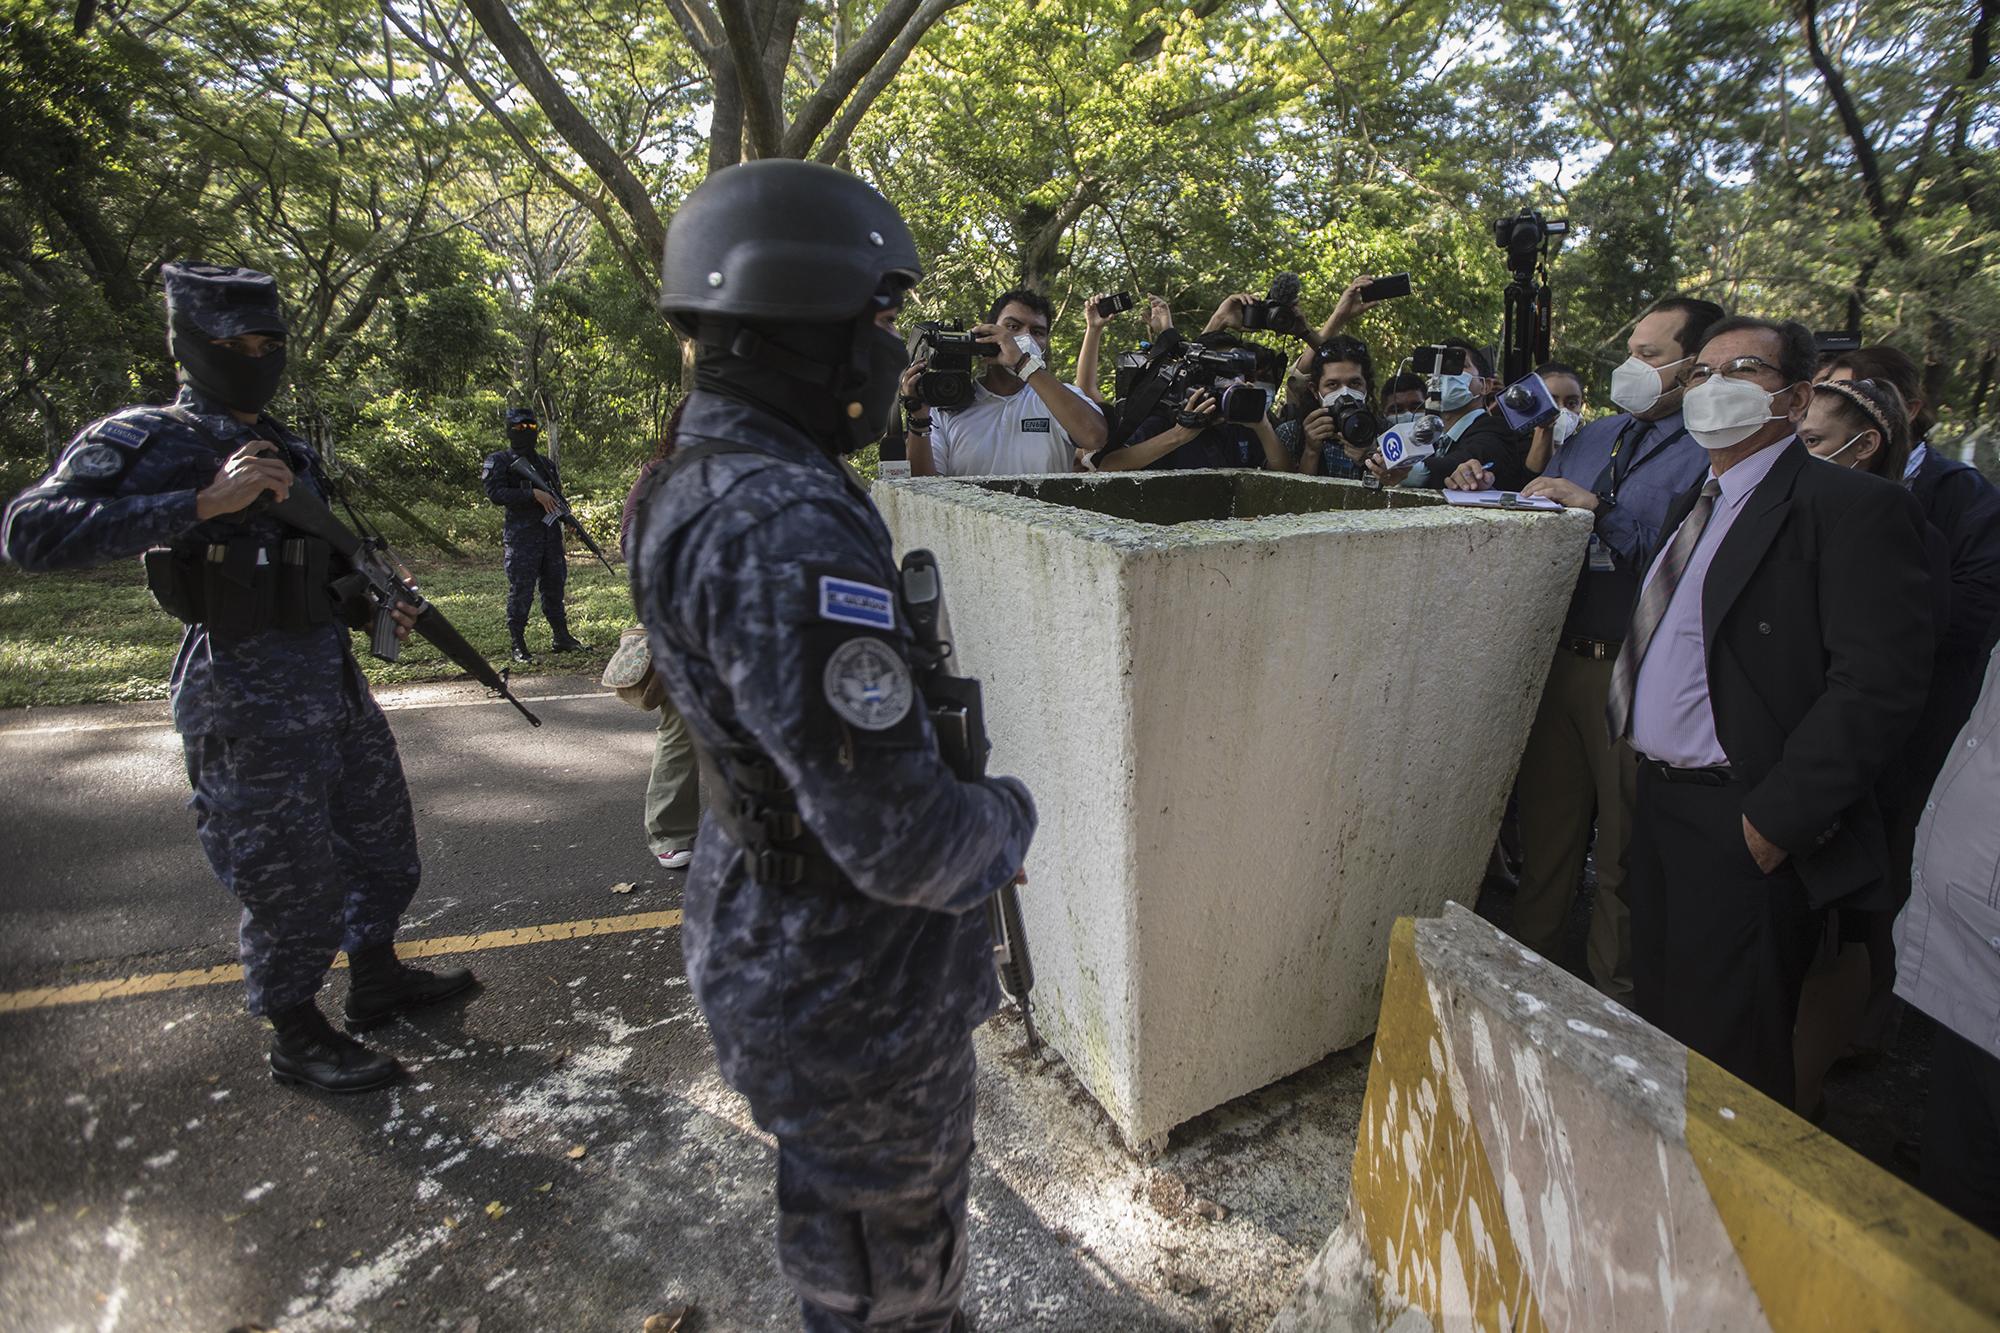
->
[1284,335,1383,480]
[904,289,1107,476]
[1088,289,1308,471]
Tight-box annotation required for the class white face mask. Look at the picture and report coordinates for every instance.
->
[1552,407,1582,445]
[1609,354,1689,415]
[1812,431,1866,465]
[1322,387,1364,411]
[1683,375,1792,450]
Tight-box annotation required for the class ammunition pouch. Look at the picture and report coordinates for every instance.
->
[694,744,843,889]
[142,536,339,640]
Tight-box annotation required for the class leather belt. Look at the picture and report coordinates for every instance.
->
[1640,758,1735,787]
[1559,635,1620,661]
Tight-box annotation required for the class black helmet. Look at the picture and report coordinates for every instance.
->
[659,161,920,333]
[660,162,921,454]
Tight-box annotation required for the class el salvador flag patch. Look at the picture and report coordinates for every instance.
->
[819,576,896,630]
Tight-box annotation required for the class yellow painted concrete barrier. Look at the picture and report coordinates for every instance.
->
[1270,903,2000,1331]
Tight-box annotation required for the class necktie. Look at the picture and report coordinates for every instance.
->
[1606,477,1722,742]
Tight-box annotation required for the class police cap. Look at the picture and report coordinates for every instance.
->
[162,262,287,339]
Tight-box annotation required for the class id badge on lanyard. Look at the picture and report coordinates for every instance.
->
[1586,533,1616,572]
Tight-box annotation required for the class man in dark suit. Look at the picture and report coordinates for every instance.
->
[1608,316,1935,1104]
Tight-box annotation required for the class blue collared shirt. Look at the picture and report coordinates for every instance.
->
[1545,408,1709,640]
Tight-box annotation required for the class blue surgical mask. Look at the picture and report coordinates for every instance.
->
[1431,372,1477,412]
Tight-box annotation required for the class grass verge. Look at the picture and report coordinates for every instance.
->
[0,547,635,710]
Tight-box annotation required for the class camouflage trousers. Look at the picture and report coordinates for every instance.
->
[182,701,422,1016]
[767,1042,977,1331]
[503,521,569,637]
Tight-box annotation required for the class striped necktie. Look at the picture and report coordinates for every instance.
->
[1606,477,1723,742]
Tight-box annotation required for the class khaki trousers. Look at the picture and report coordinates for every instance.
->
[1513,649,1636,996]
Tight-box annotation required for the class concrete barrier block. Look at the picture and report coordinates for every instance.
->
[874,472,1589,1146]
[1271,904,2000,1331]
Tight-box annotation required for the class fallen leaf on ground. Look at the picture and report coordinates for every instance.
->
[567,1144,587,1160]
[485,1200,507,1220]
[535,1182,553,1193]
[611,882,635,895]
[643,1306,692,1332]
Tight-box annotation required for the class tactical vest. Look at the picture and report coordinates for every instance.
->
[143,535,340,639]
[634,437,854,889]
[136,407,346,640]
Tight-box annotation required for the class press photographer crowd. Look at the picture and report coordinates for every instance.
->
[886,214,2000,1238]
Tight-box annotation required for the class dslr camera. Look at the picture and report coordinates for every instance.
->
[1318,387,1383,453]
[1239,272,1303,333]
[912,321,1000,411]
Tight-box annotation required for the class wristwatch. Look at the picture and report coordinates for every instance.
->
[1010,333,1045,382]
[1594,489,1617,513]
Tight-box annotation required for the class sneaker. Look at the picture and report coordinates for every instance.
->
[656,847,693,870]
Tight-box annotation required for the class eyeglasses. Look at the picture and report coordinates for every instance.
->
[1678,355,1782,388]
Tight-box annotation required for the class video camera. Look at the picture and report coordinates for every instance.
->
[1493,209,1567,386]
[1166,344,1266,426]
[912,321,1000,411]
[1113,335,1267,441]
[1239,272,1303,333]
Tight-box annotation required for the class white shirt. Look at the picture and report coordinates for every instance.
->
[1630,438,1792,769]
[929,376,1095,477]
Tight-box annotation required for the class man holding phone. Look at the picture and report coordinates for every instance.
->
[904,288,1108,477]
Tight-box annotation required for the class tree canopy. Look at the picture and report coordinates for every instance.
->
[1,0,1993,495]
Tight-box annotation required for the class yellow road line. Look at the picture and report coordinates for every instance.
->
[0,909,684,1016]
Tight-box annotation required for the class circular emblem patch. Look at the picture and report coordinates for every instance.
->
[822,636,914,732]
[64,444,124,480]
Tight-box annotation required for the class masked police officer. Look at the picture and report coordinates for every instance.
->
[1,263,473,1093]
[482,406,583,662]
[633,163,1038,1331]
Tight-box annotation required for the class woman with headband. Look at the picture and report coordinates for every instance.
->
[1793,374,1952,1122]
[1800,376,1911,480]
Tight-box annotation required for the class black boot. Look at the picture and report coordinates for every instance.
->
[269,1000,402,1093]
[344,943,477,1031]
[549,624,585,652]
[510,632,534,663]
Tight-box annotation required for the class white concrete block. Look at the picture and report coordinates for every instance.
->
[875,470,1591,1147]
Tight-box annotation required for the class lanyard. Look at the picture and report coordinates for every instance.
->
[1603,419,1688,501]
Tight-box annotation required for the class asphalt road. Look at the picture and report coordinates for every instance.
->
[0,678,1366,1333]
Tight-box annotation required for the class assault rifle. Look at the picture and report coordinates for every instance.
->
[270,487,543,728]
[508,456,617,575]
[899,549,1039,1053]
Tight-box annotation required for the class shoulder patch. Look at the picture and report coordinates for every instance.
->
[823,636,914,731]
[63,444,127,480]
[819,575,896,630]
[93,419,153,450]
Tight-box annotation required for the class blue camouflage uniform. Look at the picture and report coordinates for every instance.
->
[1,390,422,1017]
[482,447,571,640]
[633,390,1037,1331]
